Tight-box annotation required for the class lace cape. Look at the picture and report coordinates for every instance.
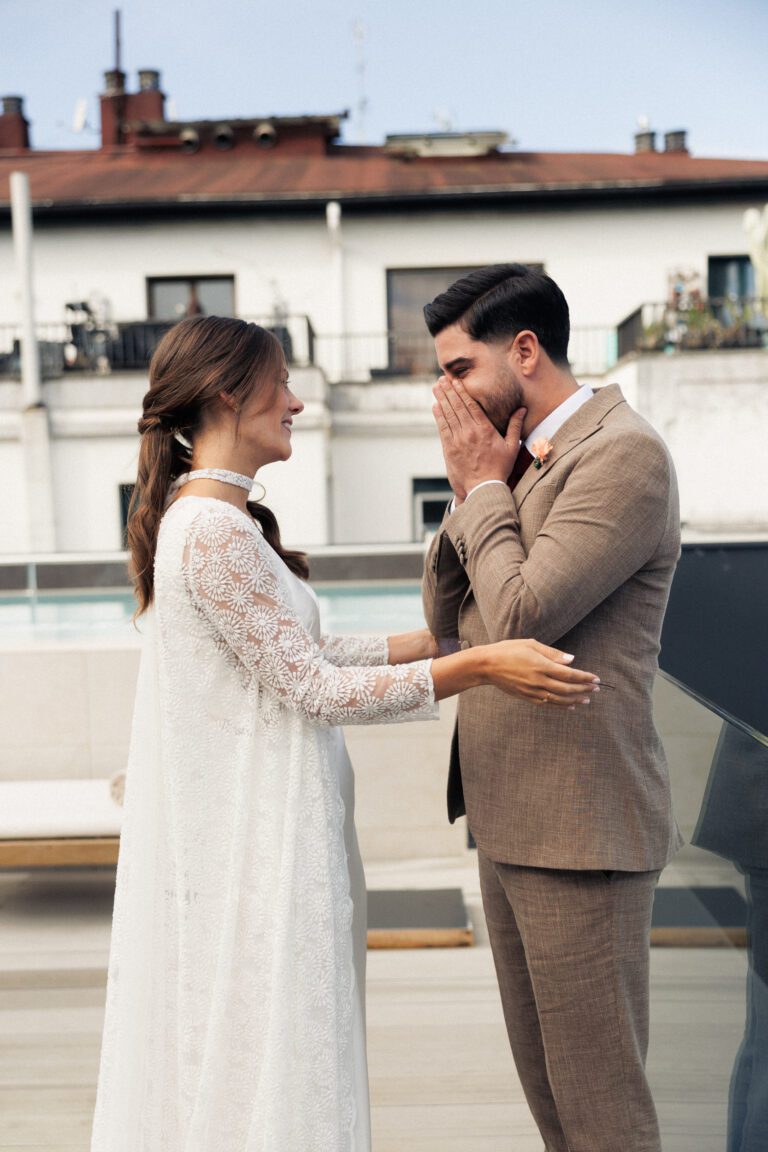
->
[91,498,435,1151]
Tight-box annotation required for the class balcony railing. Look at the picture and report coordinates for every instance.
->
[14,298,764,387]
[313,325,618,384]
[618,296,768,360]
[0,315,316,379]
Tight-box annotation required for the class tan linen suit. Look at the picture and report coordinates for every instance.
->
[423,384,682,1152]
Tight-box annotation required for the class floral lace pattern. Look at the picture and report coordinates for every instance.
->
[319,632,389,667]
[182,505,435,729]
[91,497,435,1152]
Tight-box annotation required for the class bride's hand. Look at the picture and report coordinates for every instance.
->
[484,639,599,707]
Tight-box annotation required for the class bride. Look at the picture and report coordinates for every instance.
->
[90,315,598,1152]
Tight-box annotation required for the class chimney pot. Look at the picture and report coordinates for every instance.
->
[103,69,126,94]
[138,69,161,92]
[634,129,657,153]
[2,95,24,115]
[664,129,688,153]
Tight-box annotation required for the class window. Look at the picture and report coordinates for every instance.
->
[119,483,135,548]
[147,276,236,321]
[387,267,479,376]
[387,265,543,376]
[413,477,454,540]
[708,256,755,300]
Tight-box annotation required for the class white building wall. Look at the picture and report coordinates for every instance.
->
[1,192,767,551]
[330,381,445,544]
[332,426,446,545]
[2,350,767,553]
[0,198,761,338]
[613,350,768,531]
[0,433,30,552]
[51,435,137,552]
[0,367,330,553]
[340,201,758,334]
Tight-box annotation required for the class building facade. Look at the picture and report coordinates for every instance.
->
[1,69,767,553]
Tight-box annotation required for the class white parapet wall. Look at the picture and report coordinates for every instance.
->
[612,349,768,532]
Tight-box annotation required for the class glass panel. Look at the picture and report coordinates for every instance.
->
[148,279,190,320]
[148,278,235,320]
[196,279,235,316]
[708,256,755,299]
[660,542,768,739]
[654,673,767,1146]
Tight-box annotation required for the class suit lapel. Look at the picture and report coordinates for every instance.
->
[514,384,626,511]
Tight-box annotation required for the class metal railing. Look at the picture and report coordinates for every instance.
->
[617,296,768,360]
[22,300,764,385]
[0,314,317,379]
[313,326,618,384]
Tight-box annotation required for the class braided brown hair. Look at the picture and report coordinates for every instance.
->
[128,316,308,616]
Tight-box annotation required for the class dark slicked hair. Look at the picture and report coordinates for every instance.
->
[423,263,570,365]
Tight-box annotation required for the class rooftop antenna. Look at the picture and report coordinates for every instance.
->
[352,22,368,144]
[114,9,122,72]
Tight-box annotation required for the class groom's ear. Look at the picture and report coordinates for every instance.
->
[508,330,540,377]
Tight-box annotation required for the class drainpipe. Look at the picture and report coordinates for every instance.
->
[10,171,56,551]
[325,200,346,382]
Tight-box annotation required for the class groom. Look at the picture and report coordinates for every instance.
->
[422,264,681,1152]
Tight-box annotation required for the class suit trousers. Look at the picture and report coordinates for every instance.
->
[478,851,661,1152]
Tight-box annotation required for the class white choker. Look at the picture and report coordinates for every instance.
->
[173,469,256,493]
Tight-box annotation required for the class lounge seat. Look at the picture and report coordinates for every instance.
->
[0,779,122,868]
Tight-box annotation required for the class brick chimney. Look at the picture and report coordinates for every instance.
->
[100,69,167,146]
[100,69,127,146]
[127,69,165,123]
[634,128,657,153]
[664,129,688,154]
[0,96,31,150]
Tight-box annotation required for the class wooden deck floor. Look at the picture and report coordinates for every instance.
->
[0,856,747,1151]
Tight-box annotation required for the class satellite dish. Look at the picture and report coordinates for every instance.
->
[72,98,89,133]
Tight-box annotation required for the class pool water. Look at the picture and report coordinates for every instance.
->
[0,584,426,646]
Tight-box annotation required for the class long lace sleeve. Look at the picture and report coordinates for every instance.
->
[182,507,436,727]
[319,633,389,666]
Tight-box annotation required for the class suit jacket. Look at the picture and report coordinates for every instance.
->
[422,384,683,871]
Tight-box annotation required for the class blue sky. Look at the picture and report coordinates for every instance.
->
[4,0,768,158]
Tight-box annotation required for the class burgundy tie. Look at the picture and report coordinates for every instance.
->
[508,445,534,492]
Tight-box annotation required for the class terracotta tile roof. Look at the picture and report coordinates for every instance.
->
[2,145,768,213]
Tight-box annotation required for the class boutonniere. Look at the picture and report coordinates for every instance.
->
[530,438,554,470]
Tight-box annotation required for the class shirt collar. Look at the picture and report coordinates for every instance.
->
[525,385,594,450]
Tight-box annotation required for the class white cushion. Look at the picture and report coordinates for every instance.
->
[0,779,123,839]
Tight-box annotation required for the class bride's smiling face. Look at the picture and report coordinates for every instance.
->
[235,362,304,466]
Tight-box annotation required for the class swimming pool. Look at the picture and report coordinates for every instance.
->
[0,584,427,646]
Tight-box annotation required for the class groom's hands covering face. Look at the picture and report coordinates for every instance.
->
[432,376,525,505]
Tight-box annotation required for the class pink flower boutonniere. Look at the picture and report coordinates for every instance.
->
[530,437,554,470]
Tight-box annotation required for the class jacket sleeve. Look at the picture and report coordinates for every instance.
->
[442,431,677,645]
[183,507,437,726]
[422,515,471,646]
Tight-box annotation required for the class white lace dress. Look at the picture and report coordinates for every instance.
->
[90,496,437,1152]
